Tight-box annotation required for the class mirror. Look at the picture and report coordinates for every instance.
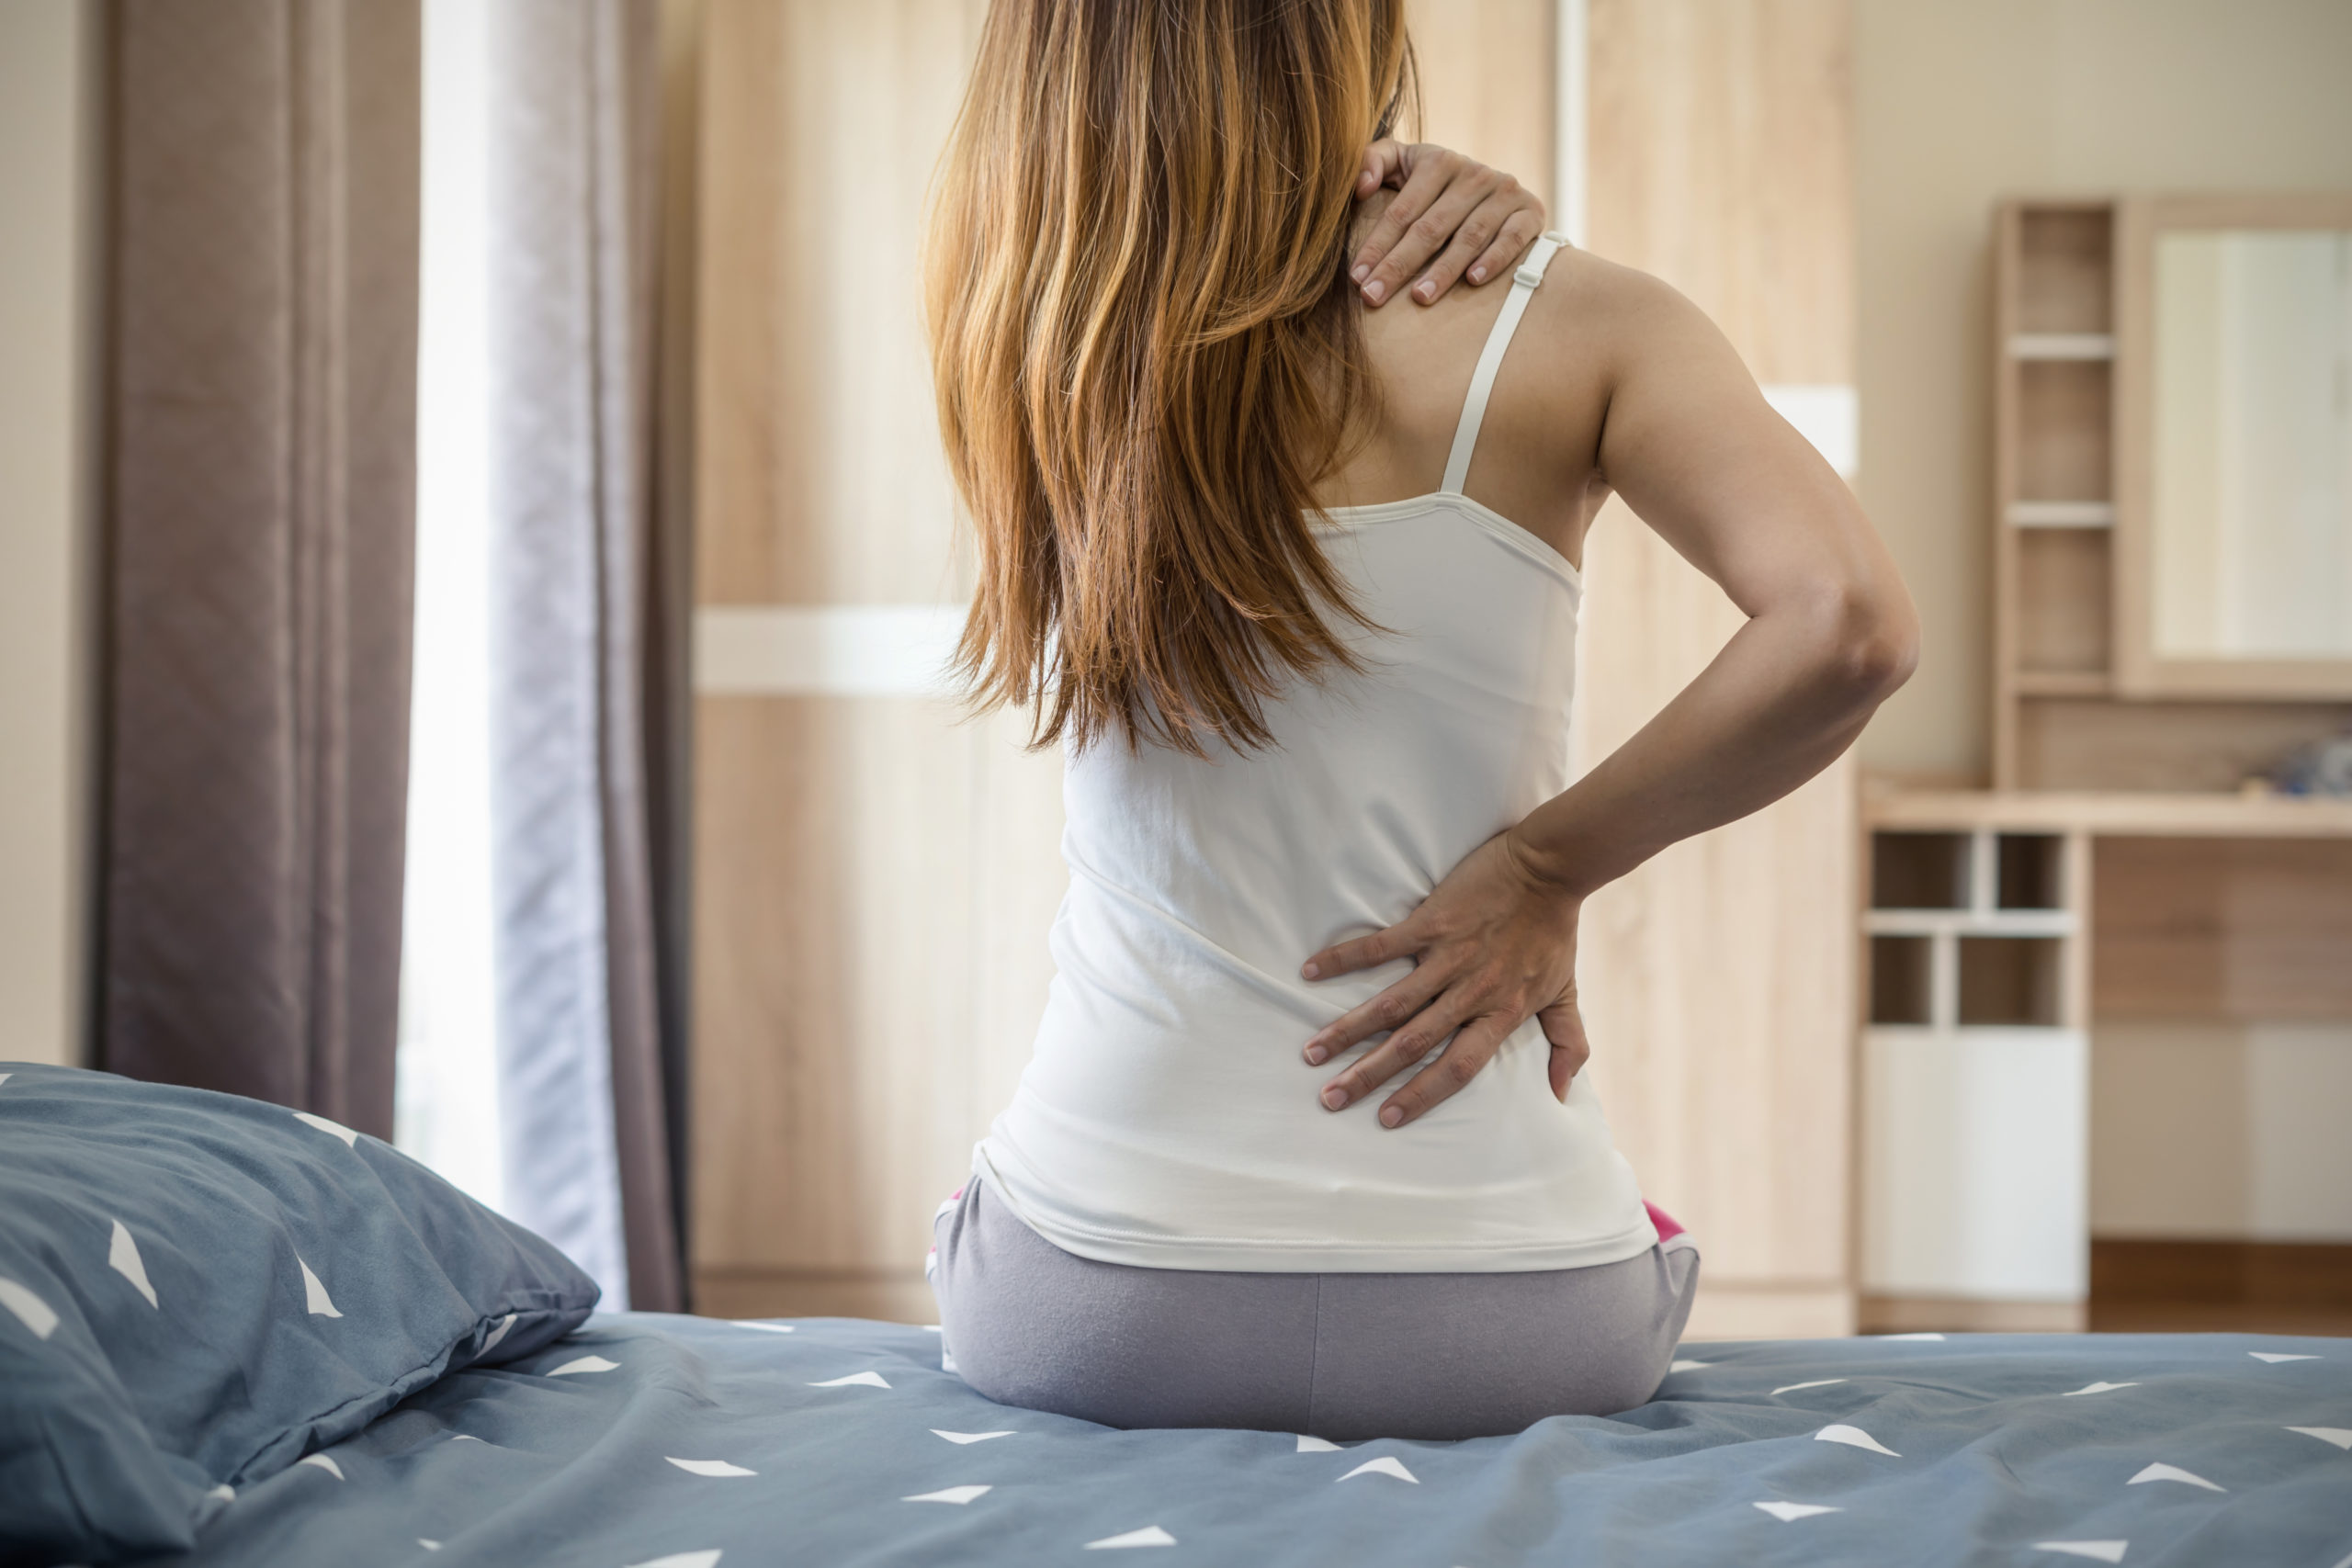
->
[2150,228,2352,660]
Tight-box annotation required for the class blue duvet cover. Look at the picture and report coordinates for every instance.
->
[167,1315,2351,1566]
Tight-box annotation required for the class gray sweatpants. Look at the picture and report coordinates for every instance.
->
[928,1178,1701,1441]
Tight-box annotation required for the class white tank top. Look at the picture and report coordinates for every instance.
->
[973,236,1657,1273]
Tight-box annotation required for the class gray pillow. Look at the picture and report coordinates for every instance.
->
[0,1063,598,1565]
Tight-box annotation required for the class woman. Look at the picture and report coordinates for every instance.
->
[923,0,1917,1441]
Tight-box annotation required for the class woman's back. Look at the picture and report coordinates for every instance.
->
[927,0,1912,1438]
[974,233,1657,1273]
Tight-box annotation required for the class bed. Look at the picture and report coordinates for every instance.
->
[171,1314,2351,1567]
[6,1065,2347,1567]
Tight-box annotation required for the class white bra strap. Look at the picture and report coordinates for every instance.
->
[1439,232,1565,496]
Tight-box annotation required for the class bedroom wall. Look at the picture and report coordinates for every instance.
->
[1851,0,2352,785]
[0,1,97,1069]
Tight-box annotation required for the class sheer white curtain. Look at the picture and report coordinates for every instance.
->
[397,0,684,1314]
[395,0,503,1213]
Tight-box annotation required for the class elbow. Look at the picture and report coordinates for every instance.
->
[1815,583,1919,708]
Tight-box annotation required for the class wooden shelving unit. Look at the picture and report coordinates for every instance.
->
[1989,198,2352,791]
[1857,784,2352,1333]
[1861,194,2352,1333]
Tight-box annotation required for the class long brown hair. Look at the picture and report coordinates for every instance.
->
[926,0,1418,755]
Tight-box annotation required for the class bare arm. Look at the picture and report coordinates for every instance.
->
[1300,268,1918,1128]
[1516,272,1916,892]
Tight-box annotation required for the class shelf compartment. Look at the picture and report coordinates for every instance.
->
[1871,830,1971,909]
[2016,526,2111,674]
[2016,360,2112,502]
[1996,833,2064,909]
[1871,934,1935,1025]
[2018,208,2113,334]
[1959,935,2064,1026]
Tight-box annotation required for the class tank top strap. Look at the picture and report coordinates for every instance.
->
[1439,232,1566,497]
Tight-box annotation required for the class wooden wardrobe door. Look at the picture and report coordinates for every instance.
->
[689,0,1060,1321]
[1578,0,1860,1337]
[687,0,1859,1334]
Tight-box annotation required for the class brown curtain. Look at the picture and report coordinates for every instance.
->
[96,0,421,1140]
[484,0,687,1313]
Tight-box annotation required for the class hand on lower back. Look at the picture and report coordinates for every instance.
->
[1300,829,1591,1127]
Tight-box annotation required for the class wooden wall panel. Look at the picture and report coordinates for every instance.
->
[696,0,985,606]
[691,0,1061,1321]
[1406,0,1557,211]
[1586,0,1853,383]
[692,695,1061,1320]
[1578,0,1859,1337]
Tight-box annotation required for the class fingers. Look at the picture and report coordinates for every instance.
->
[1300,919,1417,983]
[1400,188,1511,306]
[1349,147,1473,306]
[1301,962,1449,1066]
[1389,178,1500,306]
[1362,157,1487,307]
[1539,997,1590,1103]
[1378,1012,1518,1128]
[1317,995,1473,1120]
[1465,207,1546,290]
[1357,136,1406,197]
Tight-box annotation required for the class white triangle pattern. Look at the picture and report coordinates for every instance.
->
[480,1314,517,1355]
[57,1280,2321,1561]
[0,1073,12,1088]
[1337,1456,1417,1483]
[1084,1526,1176,1550]
[1753,1501,1840,1521]
[293,1111,359,1146]
[2287,1426,2352,1450]
[2127,1461,2222,1492]
[299,1258,341,1318]
[1816,1424,1900,1457]
[730,1320,795,1333]
[107,1221,158,1308]
[1,1277,60,1339]
[206,1484,234,1503]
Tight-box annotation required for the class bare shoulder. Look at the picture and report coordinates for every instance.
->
[1519,245,1731,378]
